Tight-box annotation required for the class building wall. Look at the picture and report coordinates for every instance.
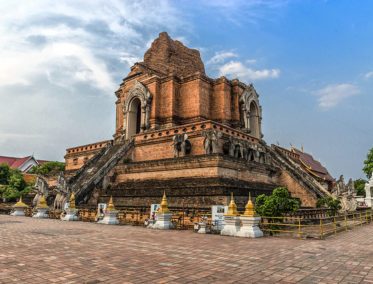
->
[278,170,317,207]
[64,140,112,171]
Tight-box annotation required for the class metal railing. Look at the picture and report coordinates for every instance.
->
[260,210,373,239]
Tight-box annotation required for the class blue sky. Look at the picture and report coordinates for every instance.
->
[0,0,372,179]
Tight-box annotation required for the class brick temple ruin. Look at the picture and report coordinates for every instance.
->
[55,32,334,210]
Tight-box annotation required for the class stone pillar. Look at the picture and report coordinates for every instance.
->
[10,196,28,217]
[365,176,373,207]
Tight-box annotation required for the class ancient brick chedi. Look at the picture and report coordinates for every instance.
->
[61,32,333,210]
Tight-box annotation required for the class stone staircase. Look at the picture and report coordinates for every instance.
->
[268,145,332,198]
[67,139,134,204]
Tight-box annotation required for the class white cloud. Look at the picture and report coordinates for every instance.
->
[313,84,360,110]
[218,61,280,81]
[365,71,373,79]
[0,0,184,161]
[207,51,238,64]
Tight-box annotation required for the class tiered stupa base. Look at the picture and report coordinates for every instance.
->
[149,213,173,230]
[236,216,263,238]
[98,210,119,225]
[61,208,79,221]
[10,208,26,216]
[221,216,240,237]
[33,208,49,218]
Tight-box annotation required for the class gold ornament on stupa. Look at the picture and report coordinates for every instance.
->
[69,192,76,209]
[107,196,116,211]
[37,195,48,209]
[226,192,239,216]
[13,196,28,208]
[243,192,255,217]
[158,191,170,214]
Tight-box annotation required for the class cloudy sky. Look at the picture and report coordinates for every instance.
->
[0,0,372,179]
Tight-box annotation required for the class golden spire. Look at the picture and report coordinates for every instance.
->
[158,191,170,214]
[107,196,116,211]
[14,196,28,208]
[226,192,238,216]
[37,195,48,209]
[243,192,255,217]
[69,192,76,209]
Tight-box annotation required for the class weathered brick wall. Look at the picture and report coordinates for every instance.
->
[278,170,317,207]
[65,140,111,171]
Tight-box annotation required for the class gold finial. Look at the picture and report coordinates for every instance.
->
[158,191,170,214]
[69,192,76,209]
[226,192,238,216]
[243,192,255,217]
[107,196,116,211]
[14,196,28,208]
[37,195,48,209]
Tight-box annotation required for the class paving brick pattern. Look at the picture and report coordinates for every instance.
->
[1,215,372,284]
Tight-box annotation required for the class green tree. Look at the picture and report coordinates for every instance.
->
[0,167,30,202]
[29,161,65,175]
[316,196,341,216]
[255,187,301,217]
[354,178,367,197]
[0,163,11,185]
[363,147,373,179]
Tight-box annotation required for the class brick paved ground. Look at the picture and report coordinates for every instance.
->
[1,215,373,284]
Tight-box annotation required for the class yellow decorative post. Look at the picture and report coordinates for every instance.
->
[243,192,255,217]
[107,196,116,211]
[236,192,263,238]
[11,196,28,216]
[158,191,170,214]
[69,192,76,209]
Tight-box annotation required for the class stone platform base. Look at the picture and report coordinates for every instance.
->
[236,216,263,238]
[221,216,240,237]
[98,210,119,225]
[149,213,173,230]
[33,208,48,218]
[61,208,79,221]
[10,208,26,216]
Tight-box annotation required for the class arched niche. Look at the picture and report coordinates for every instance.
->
[239,84,263,139]
[249,101,260,138]
[127,97,142,137]
[122,81,152,140]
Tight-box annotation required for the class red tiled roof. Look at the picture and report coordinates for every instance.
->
[291,148,334,182]
[10,156,31,168]
[0,155,51,170]
[0,156,18,167]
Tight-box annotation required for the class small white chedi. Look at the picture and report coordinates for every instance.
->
[220,193,241,236]
[220,192,263,238]
[33,195,49,218]
[10,196,28,216]
[236,193,263,238]
[148,191,173,230]
[98,196,119,225]
[61,192,79,221]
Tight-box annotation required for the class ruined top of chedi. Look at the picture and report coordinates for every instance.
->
[140,32,206,78]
